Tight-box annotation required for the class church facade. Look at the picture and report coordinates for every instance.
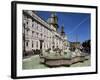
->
[23,10,67,56]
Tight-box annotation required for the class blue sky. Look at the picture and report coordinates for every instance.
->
[36,11,91,43]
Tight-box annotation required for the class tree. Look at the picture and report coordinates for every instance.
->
[82,40,91,53]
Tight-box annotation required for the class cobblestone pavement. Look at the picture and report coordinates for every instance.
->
[22,55,90,69]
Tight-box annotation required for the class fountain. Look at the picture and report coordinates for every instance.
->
[40,47,89,67]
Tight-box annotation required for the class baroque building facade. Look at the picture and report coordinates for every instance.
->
[23,10,67,56]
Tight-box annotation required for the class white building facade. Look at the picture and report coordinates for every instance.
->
[23,10,67,55]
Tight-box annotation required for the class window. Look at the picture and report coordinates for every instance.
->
[44,43,45,49]
[38,24,41,32]
[32,21,35,28]
[37,23,38,30]
[23,23,25,28]
[41,34,42,38]
[27,20,28,24]
[27,18,30,25]
[32,31,34,37]
[32,41,33,48]
[36,23,38,30]
[35,22,37,29]
[40,25,42,32]
[32,23,34,27]
[44,35,46,39]
[42,27,44,33]
[36,41,38,48]
[36,33,38,38]
[26,41,28,47]
[26,29,28,35]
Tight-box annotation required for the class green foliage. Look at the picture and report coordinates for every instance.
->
[82,40,91,53]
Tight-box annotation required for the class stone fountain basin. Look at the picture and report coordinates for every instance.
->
[45,58,71,67]
[40,56,86,67]
[71,56,85,64]
[40,51,89,67]
[40,53,71,67]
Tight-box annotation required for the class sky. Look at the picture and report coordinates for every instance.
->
[35,11,91,43]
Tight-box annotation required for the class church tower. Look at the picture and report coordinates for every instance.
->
[47,12,59,31]
[61,25,65,37]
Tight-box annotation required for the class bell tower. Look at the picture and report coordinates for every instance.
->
[47,12,59,31]
[61,25,65,37]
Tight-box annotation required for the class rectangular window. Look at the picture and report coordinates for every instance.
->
[27,20,28,25]
[41,34,42,39]
[41,25,42,32]
[23,23,25,28]
[37,24,38,30]
[32,21,34,27]
[36,41,38,48]
[32,23,34,27]
[37,33,38,38]
[32,31,34,37]
[26,41,28,47]
[26,29,28,35]
[32,41,33,48]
